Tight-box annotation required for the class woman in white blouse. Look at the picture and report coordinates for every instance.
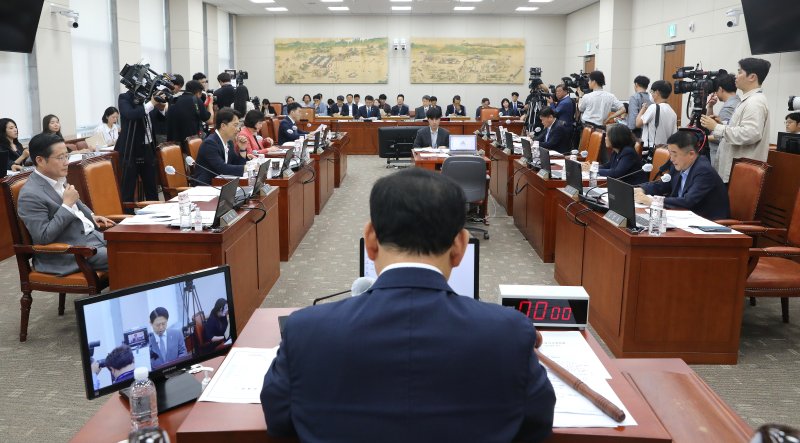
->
[95,106,120,147]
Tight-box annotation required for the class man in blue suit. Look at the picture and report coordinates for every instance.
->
[261,168,556,442]
[148,307,188,369]
[535,107,571,153]
[391,94,409,116]
[193,108,247,186]
[636,130,730,220]
[357,95,380,119]
[278,102,310,145]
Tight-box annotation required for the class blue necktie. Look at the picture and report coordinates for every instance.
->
[159,334,166,358]
[678,173,687,198]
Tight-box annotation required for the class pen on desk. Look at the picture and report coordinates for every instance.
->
[535,349,626,423]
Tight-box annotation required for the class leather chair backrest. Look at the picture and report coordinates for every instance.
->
[80,160,123,216]
[585,131,604,163]
[271,102,282,116]
[634,141,643,157]
[157,143,188,198]
[441,156,487,203]
[2,173,33,246]
[75,140,89,151]
[186,136,202,160]
[787,190,800,246]
[480,107,499,122]
[298,107,314,122]
[728,158,770,222]
[650,147,670,182]
[578,127,592,151]
[272,119,281,141]
[260,118,273,140]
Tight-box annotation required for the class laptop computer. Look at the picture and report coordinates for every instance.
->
[449,134,478,156]
[494,128,504,148]
[521,138,532,166]
[564,159,603,200]
[538,146,562,179]
[241,161,270,198]
[607,177,673,230]
[504,131,515,153]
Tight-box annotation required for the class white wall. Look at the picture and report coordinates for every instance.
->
[564,2,600,75]
[234,14,567,112]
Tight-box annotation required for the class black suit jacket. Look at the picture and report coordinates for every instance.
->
[213,84,235,108]
[535,121,571,154]
[598,146,646,184]
[166,94,210,143]
[278,117,308,145]
[261,267,555,443]
[415,106,431,119]
[413,127,450,148]
[358,105,380,119]
[446,104,467,116]
[391,104,409,116]
[328,103,343,116]
[115,91,152,157]
[193,133,246,185]
[640,155,730,220]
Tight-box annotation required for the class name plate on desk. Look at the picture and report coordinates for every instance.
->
[537,169,550,180]
[603,210,627,228]
[564,185,580,200]
[219,209,238,227]
[500,285,589,328]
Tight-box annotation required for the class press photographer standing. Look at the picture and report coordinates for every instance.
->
[703,73,740,172]
[700,57,770,183]
[116,88,164,203]
[577,70,624,129]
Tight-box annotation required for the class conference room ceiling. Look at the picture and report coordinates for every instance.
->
[208,0,599,16]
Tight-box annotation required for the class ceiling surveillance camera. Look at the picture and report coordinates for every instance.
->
[726,8,742,27]
[68,17,79,28]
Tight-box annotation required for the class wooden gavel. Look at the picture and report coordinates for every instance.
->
[535,330,626,423]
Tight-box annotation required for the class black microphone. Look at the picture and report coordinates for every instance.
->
[312,277,375,305]
[164,165,217,188]
[186,156,223,180]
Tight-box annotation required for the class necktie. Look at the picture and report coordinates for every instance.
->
[545,127,551,142]
[678,173,687,197]
[159,335,166,358]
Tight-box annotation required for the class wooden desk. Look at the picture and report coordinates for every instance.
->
[310,148,334,215]
[757,149,800,246]
[331,133,349,188]
[486,140,521,216]
[266,161,315,261]
[104,188,281,332]
[553,190,752,364]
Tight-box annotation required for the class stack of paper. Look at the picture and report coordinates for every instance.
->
[198,347,279,404]
[539,331,636,428]
[664,210,739,235]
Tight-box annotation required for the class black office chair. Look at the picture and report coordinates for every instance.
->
[441,156,490,240]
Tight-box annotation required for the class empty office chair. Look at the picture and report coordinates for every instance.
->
[649,147,670,182]
[297,107,315,122]
[71,155,159,221]
[271,102,283,116]
[578,126,593,152]
[742,190,800,322]
[441,156,490,240]
[1,173,109,341]
[479,107,499,122]
[585,130,605,163]
[185,136,203,161]
[716,158,771,226]
[156,143,192,200]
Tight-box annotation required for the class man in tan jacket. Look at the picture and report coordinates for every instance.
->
[700,57,771,184]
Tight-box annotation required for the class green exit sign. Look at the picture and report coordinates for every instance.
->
[668,23,677,38]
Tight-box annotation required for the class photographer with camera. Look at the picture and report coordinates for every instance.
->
[703,73,740,171]
[547,84,576,126]
[213,72,236,109]
[621,76,652,137]
[636,80,677,149]
[577,70,624,129]
[94,345,136,384]
[117,84,165,203]
[700,57,771,183]
[166,80,212,144]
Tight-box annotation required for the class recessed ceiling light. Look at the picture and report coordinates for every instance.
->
[390,0,412,2]
[516,6,540,11]
[328,6,349,11]
[321,0,343,2]
[392,6,412,10]
[249,0,275,3]
[528,0,554,2]
[459,0,482,2]
[265,6,288,12]
[454,6,475,11]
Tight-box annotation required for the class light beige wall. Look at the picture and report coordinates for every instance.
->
[116,0,141,96]
[205,3,219,79]
[234,14,567,112]
[169,0,204,77]
[564,2,600,75]
[35,0,78,136]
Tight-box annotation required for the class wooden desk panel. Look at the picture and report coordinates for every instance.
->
[487,141,521,216]
[553,195,586,286]
[267,162,315,261]
[310,148,335,214]
[758,149,800,246]
[332,133,349,187]
[552,192,751,364]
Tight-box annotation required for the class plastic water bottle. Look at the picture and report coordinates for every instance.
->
[129,367,158,431]
[257,153,266,165]
[178,191,191,232]
[648,196,667,236]
[246,162,257,187]
[532,140,541,164]
[589,162,599,187]
[192,207,203,232]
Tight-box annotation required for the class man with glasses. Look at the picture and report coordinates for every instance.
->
[17,133,115,275]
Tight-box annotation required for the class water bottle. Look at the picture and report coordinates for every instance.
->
[532,140,541,164]
[246,162,257,188]
[589,162,599,187]
[178,191,191,232]
[192,207,203,232]
[648,195,667,236]
[129,367,158,431]
[257,153,266,165]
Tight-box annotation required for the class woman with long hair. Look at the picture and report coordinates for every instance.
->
[203,298,229,343]
[0,118,28,171]
[233,85,255,116]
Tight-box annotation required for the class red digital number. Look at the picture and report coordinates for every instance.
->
[562,307,572,321]
[518,300,532,317]
[549,306,561,320]
[532,301,548,320]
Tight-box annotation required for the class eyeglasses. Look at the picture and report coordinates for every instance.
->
[49,154,70,162]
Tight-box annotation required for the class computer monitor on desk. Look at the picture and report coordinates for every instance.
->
[74,266,237,411]
[449,134,477,155]
[606,177,636,229]
[377,126,418,161]
[777,131,800,154]
[359,237,480,299]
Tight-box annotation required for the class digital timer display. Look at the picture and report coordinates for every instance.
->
[501,297,589,327]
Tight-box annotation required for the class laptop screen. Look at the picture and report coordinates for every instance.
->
[538,146,551,174]
[449,134,477,153]
[565,159,583,194]
[606,177,636,229]
[359,237,480,299]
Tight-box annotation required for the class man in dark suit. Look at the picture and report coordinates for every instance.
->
[261,167,556,442]
[213,71,235,109]
[342,94,357,117]
[148,307,188,369]
[535,107,571,153]
[193,108,247,185]
[278,102,310,145]
[430,96,443,114]
[391,94,409,116]
[636,130,730,220]
[116,89,163,202]
[17,134,115,276]
[511,91,525,114]
[446,95,467,117]
[328,95,346,116]
[414,94,431,120]
[413,107,450,148]
[103,345,135,384]
[358,95,380,119]
[166,80,212,144]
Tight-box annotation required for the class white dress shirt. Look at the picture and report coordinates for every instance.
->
[217,131,228,163]
[35,170,95,235]
[578,90,623,126]
[381,262,444,276]
[94,123,119,146]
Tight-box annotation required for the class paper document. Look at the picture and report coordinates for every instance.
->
[548,371,637,428]
[183,186,220,197]
[118,214,175,225]
[419,153,450,158]
[168,194,215,203]
[198,347,279,404]
[664,210,740,235]
[136,203,178,215]
[538,331,611,379]
[413,147,449,154]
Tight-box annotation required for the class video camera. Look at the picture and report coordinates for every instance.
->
[789,96,800,111]
[225,69,249,87]
[119,63,176,105]
[123,327,150,350]
[672,65,724,128]
[562,72,591,95]
[88,340,105,368]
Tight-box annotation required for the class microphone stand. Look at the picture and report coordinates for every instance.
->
[312,289,350,305]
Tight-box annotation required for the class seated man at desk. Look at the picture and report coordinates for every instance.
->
[446,95,467,117]
[148,307,187,368]
[358,95,380,119]
[278,102,310,146]
[194,108,247,185]
[414,94,432,120]
[635,130,730,220]
[413,107,450,149]
[391,94,409,116]
[261,168,556,442]
[535,107,571,153]
[17,133,115,276]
